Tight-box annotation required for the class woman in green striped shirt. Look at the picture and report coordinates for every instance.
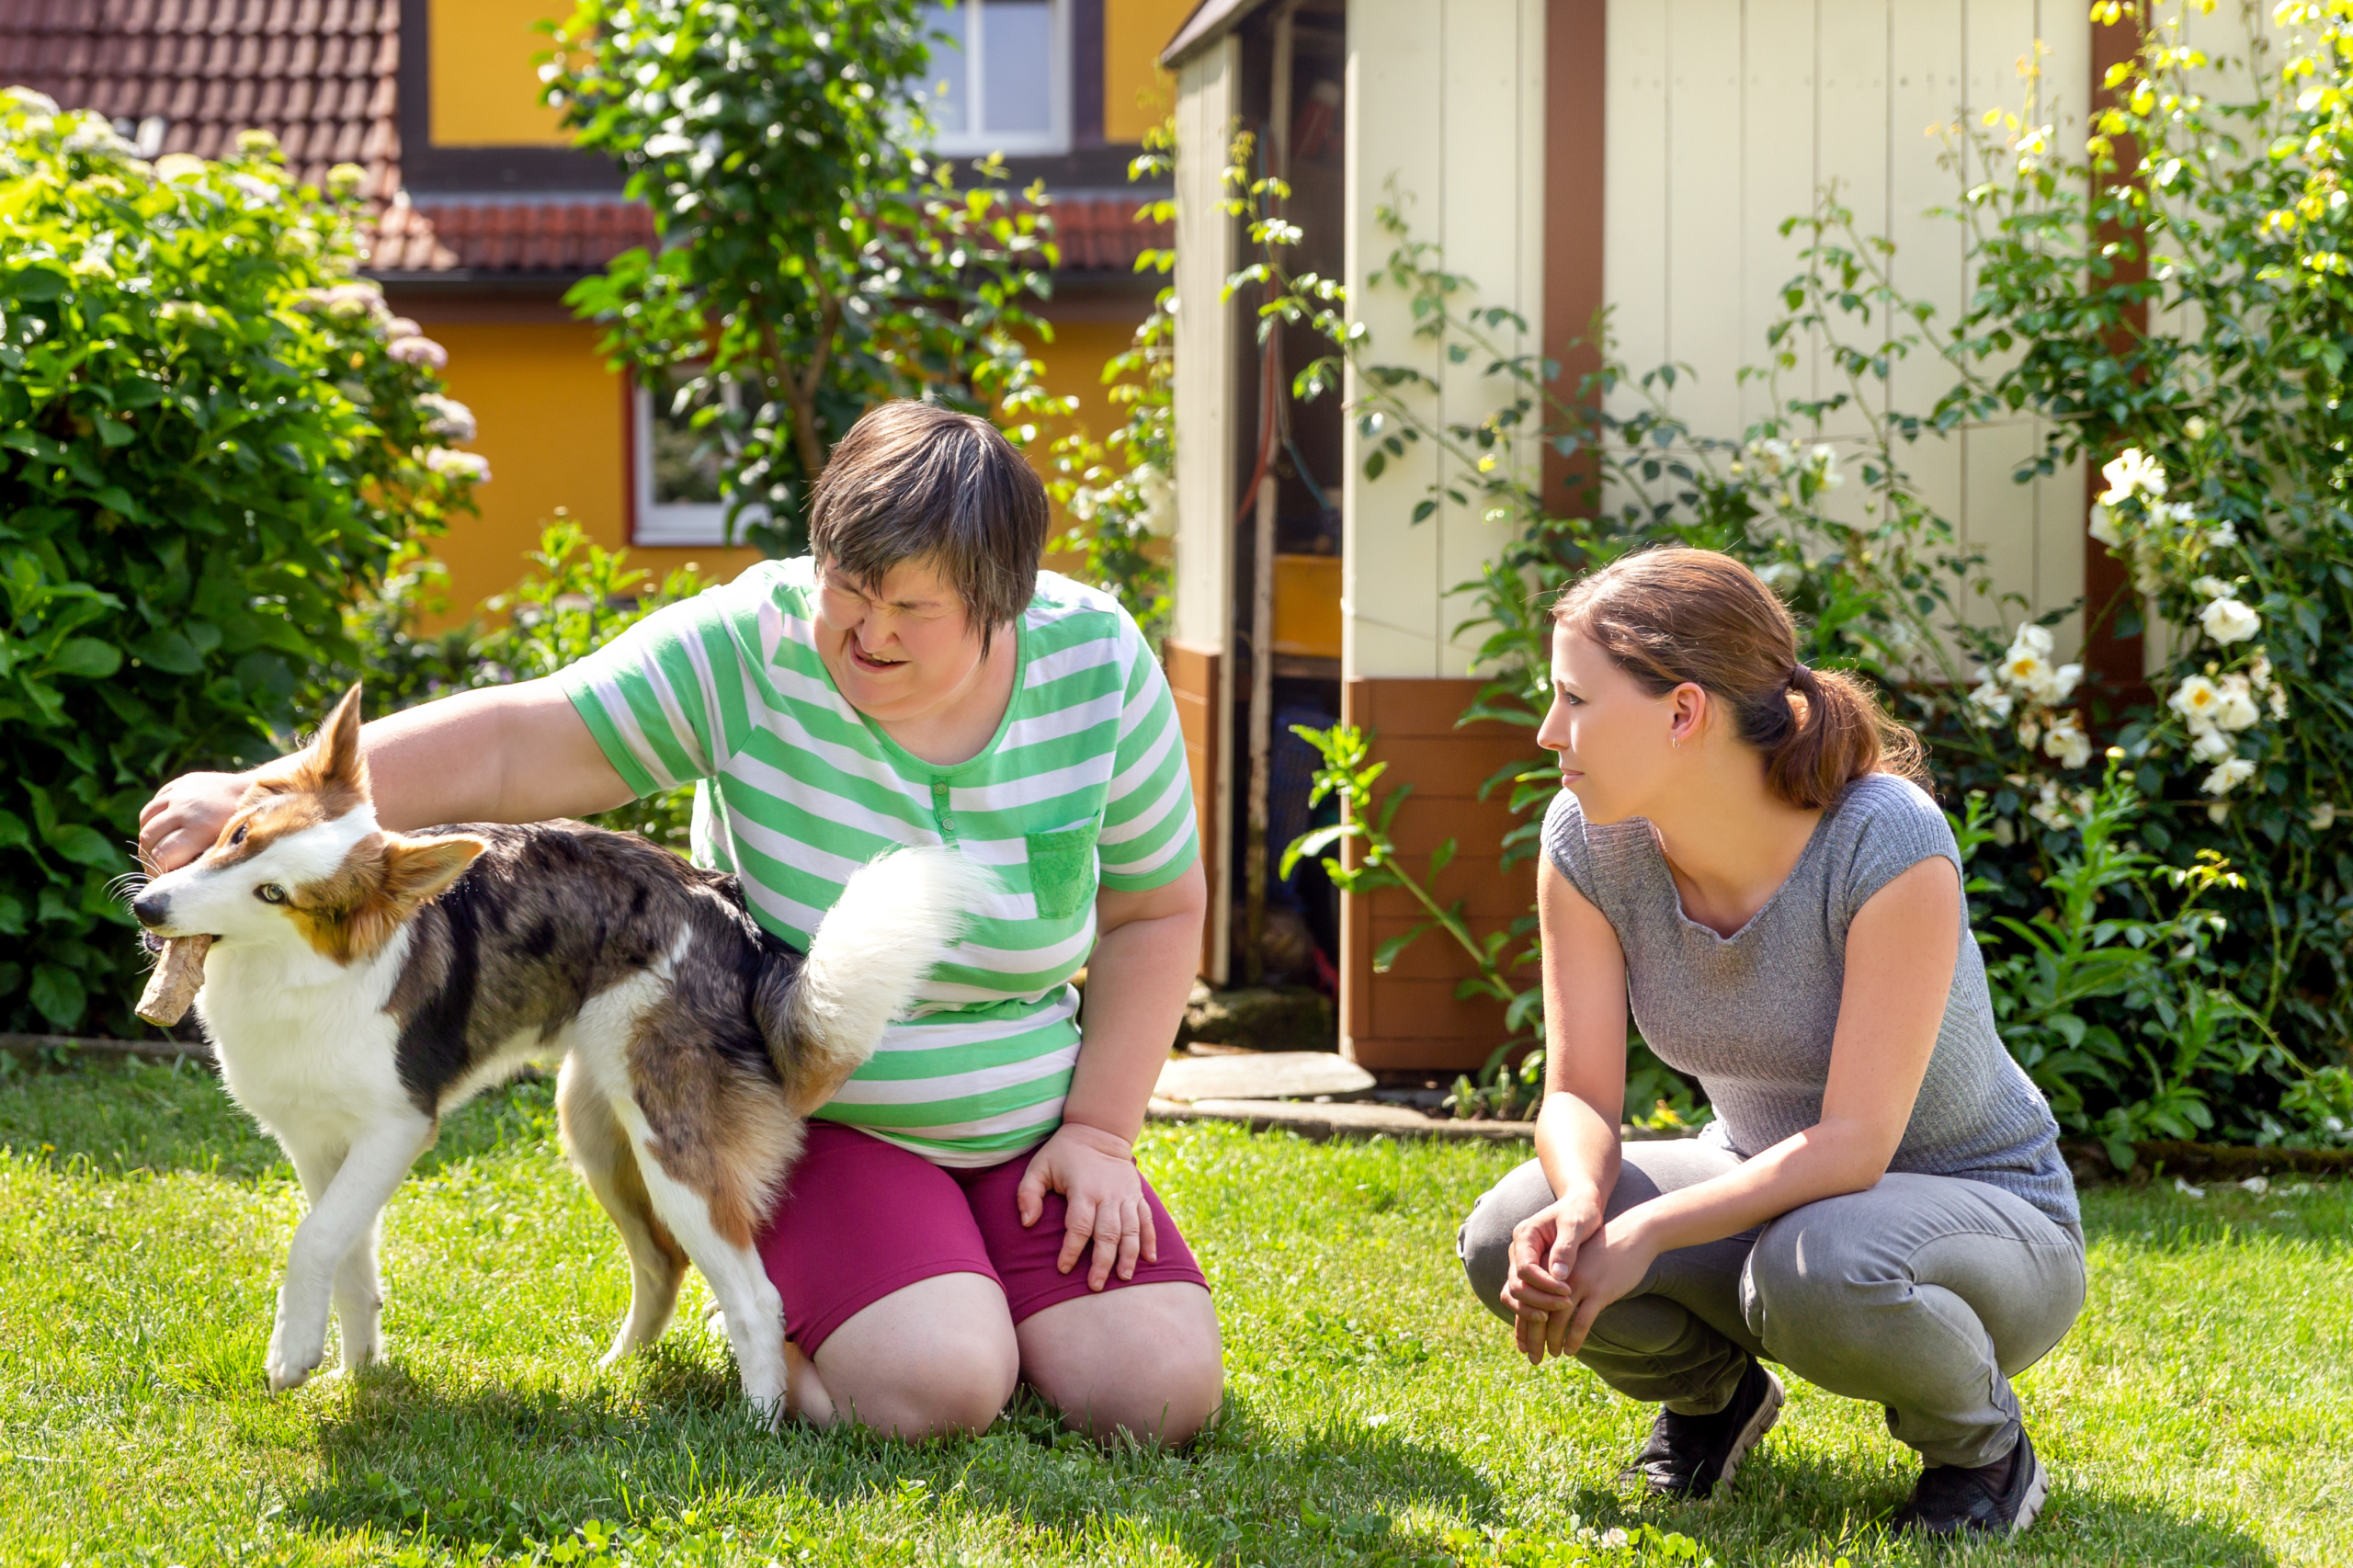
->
[138,403,1222,1444]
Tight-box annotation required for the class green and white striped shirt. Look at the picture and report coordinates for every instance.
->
[558,557,1199,1165]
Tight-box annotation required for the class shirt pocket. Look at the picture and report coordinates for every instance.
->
[1026,821,1101,921]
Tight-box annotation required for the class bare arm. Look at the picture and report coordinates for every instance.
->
[1542,855,1963,1358]
[137,679,635,869]
[1500,856,1634,1360]
[1015,857,1208,1290]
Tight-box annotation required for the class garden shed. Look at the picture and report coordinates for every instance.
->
[1160,0,2140,1071]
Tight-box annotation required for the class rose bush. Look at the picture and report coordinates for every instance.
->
[0,89,483,1035]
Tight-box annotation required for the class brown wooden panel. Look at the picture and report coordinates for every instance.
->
[1342,677,1540,1072]
[1165,640,1222,978]
[1543,0,1607,518]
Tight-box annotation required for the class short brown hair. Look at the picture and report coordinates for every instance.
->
[1552,547,1928,810]
[808,402,1048,649]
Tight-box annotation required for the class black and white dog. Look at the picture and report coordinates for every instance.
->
[130,686,984,1415]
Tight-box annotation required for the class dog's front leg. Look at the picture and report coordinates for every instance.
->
[267,1115,434,1393]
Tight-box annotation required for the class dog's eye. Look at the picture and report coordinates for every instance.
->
[230,823,247,846]
[256,883,288,904]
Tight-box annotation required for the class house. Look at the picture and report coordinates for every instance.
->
[1,0,1193,618]
[1160,1,2143,1070]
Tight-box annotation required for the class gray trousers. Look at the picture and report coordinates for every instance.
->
[1458,1141,2086,1469]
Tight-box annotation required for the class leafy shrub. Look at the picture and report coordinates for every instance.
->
[350,518,707,849]
[0,91,482,1035]
[544,0,1060,556]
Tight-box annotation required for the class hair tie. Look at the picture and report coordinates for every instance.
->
[1786,664,1810,689]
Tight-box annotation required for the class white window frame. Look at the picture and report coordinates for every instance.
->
[630,374,760,549]
[919,0,1071,159]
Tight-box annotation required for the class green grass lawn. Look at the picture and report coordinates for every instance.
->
[0,1057,2346,1567]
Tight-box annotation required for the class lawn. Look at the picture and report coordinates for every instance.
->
[0,1057,2345,1567]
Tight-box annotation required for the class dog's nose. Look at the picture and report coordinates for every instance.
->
[131,892,169,927]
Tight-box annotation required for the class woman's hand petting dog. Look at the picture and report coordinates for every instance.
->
[138,769,249,872]
[1017,1122,1157,1291]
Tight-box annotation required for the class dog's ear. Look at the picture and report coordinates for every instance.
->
[380,833,486,914]
[292,684,369,799]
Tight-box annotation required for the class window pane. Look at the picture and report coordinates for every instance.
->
[921,4,969,138]
[650,370,725,506]
[980,0,1052,135]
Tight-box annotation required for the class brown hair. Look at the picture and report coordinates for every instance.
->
[1552,547,1927,810]
[808,401,1049,652]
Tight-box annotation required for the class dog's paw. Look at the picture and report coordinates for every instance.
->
[266,1336,324,1392]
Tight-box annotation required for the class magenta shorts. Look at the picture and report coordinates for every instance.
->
[754,1122,1210,1357]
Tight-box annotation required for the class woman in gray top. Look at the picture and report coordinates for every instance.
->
[1457,548,2084,1540]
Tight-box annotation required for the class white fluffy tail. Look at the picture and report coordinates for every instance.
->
[786,845,996,1067]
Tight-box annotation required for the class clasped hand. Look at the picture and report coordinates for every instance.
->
[1499,1193,1657,1366]
[1017,1121,1158,1291]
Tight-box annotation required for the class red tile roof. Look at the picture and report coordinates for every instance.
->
[367,196,659,276]
[1044,192,1172,274]
[0,0,402,201]
[2,4,1172,279]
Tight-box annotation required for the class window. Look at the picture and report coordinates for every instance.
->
[631,368,759,548]
[917,0,1068,158]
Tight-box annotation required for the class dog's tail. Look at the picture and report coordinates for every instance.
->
[754,845,996,1113]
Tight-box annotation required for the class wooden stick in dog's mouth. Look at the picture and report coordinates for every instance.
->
[136,934,213,1028]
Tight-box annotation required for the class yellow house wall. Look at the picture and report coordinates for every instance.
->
[429,0,570,146]
[412,319,762,631]
[1104,0,1197,142]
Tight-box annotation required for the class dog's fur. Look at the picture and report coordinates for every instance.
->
[130,686,987,1415]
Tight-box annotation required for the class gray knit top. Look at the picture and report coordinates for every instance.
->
[1543,772,2077,1225]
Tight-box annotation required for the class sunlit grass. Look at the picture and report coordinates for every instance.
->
[0,1055,2345,1565]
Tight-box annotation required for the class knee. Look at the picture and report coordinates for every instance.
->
[1743,1209,1885,1348]
[824,1324,1020,1439]
[1457,1160,1551,1318]
[1070,1346,1225,1447]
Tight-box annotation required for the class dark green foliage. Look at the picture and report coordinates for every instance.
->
[0,95,482,1035]
[543,0,1062,556]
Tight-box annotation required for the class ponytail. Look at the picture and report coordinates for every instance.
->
[1554,548,1929,811]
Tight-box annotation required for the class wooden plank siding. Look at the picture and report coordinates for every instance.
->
[1165,641,1225,982]
[1340,678,1543,1072]
[1601,0,2092,661]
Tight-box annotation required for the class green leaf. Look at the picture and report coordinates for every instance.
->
[1428,837,1457,879]
[1372,924,1433,972]
[130,626,205,674]
[28,962,87,1029]
[51,824,121,868]
[0,810,27,850]
[0,891,23,936]
[1279,823,1355,880]
[46,637,121,679]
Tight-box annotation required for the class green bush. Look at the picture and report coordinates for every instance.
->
[350,518,707,849]
[0,90,483,1035]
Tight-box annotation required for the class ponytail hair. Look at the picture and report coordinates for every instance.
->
[1552,548,1928,810]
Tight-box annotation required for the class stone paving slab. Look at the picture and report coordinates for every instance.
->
[1154,1051,1377,1104]
[1147,1096,1537,1143]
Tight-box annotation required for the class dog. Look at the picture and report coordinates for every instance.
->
[128,685,986,1416]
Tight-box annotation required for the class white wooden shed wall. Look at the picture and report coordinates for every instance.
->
[1602,0,2092,654]
[1339,0,1552,681]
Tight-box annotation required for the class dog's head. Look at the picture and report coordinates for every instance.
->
[131,685,486,962]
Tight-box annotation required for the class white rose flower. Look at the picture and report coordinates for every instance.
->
[424,447,492,483]
[2007,623,2056,660]
[2017,717,2042,750]
[2133,557,2165,595]
[2186,415,2211,439]
[2001,652,2054,702]
[1967,680,2014,722]
[2200,596,2261,644]
[417,393,476,442]
[2311,802,2336,831]
[2043,712,2093,769]
[2087,503,2124,547]
[2208,801,2233,824]
[2201,756,2256,796]
[2192,574,2234,600]
[2029,780,2074,830]
[1992,816,2017,846]
[2249,653,2273,689]
[2269,686,2290,721]
[2205,519,2238,548]
[2170,674,2222,730]
[2212,674,2261,732]
[2190,729,2235,763]
[2099,447,2166,505]
[2048,663,2085,704]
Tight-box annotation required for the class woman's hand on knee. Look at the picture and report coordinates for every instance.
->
[1017,1123,1156,1290]
[1554,1217,1659,1358]
[1502,1191,1603,1365]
